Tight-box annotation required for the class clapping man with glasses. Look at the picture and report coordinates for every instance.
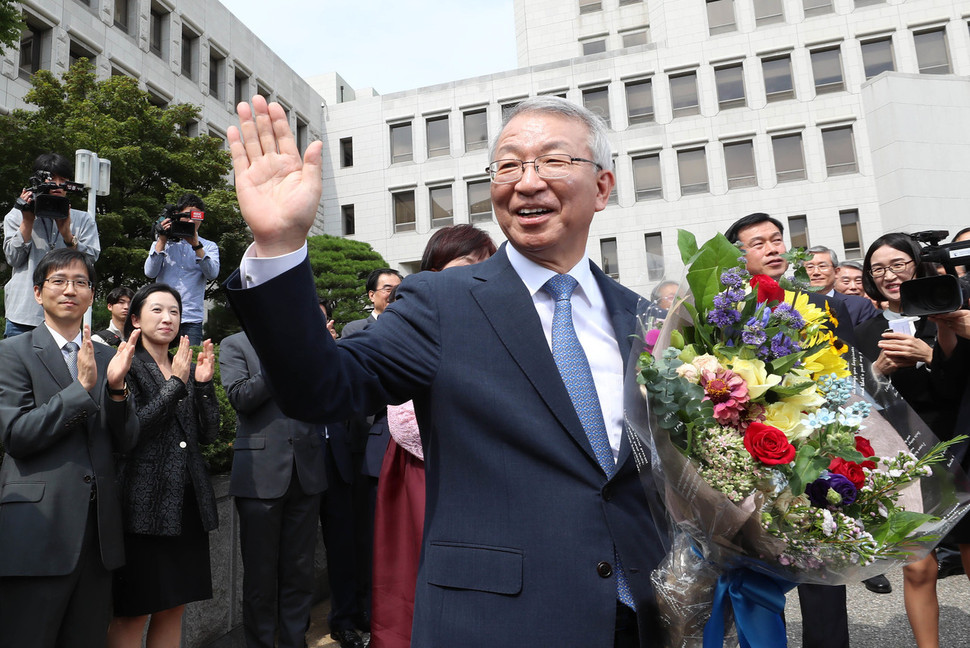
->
[224,95,667,647]
[0,247,139,647]
[805,245,879,327]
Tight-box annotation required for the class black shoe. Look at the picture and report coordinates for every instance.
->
[331,629,366,648]
[353,611,371,633]
[863,574,892,594]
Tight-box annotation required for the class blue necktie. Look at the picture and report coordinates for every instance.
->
[64,341,79,381]
[542,274,635,609]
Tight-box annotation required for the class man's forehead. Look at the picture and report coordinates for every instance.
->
[495,112,588,154]
[47,261,89,279]
[811,251,833,263]
[739,223,782,242]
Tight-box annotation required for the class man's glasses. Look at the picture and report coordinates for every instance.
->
[486,154,602,184]
[44,277,93,290]
[803,263,832,272]
[869,260,914,279]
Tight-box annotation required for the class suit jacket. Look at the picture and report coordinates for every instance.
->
[226,246,668,647]
[804,289,856,346]
[341,315,389,471]
[119,349,220,535]
[220,331,326,499]
[0,326,138,576]
[340,315,374,340]
[828,290,880,328]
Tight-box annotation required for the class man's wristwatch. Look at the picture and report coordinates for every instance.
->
[107,383,129,398]
[192,243,204,251]
[66,234,78,248]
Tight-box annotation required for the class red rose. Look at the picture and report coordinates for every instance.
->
[829,457,866,489]
[749,275,785,304]
[744,422,796,465]
[855,435,877,470]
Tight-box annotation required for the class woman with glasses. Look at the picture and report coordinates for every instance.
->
[857,233,966,648]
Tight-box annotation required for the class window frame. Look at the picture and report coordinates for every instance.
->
[669,71,700,118]
[429,185,454,229]
[462,109,488,152]
[706,0,737,35]
[677,147,710,196]
[426,115,450,159]
[467,179,493,223]
[625,78,654,125]
[390,122,414,164]
[392,190,416,233]
[762,54,795,103]
[715,62,746,110]
[821,125,858,176]
[771,132,807,183]
[723,139,758,189]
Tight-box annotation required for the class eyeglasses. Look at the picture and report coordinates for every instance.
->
[486,154,602,184]
[869,260,914,279]
[44,277,93,290]
[803,263,832,272]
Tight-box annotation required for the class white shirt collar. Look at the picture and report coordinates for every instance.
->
[505,244,595,305]
[45,323,82,349]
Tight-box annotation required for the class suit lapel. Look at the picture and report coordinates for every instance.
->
[470,249,601,468]
[32,325,74,389]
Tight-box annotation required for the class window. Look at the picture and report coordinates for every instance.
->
[181,120,199,137]
[619,0,642,4]
[763,55,794,102]
[645,233,665,281]
[181,28,198,80]
[854,0,882,6]
[146,86,168,108]
[427,116,450,158]
[463,109,488,152]
[342,205,355,236]
[632,154,663,200]
[625,78,654,125]
[803,0,832,16]
[582,87,611,128]
[840,209,863,258]
[114,0,131,33]
[296,118,308,155]
[678,148,709,195]
[393,190,416,232]
[69,40,96,68]
[669,72,699,117]
[149,6,167,58]
[582,39,607,56]
[715,63,745,109]
[622,29,648,48]
[467,180,492,223]
[256,83,271,101]
[601,239,619,279]
[234,71,249,105]
[430,186,454,228]
[821,126,857,175]
[724,140,757,189]
[861,37,894,79]
[19,20,51,78]
[501,101,521,122]
[914,28,950,75]
[772,133,806,182]
[788,215,809,250]
[208,51,225,100]
[754,0,784,25]
[340,138,354,168]
[390,123,413,163]
[579,0,602,14]
[707,0,736,35]
[811,46,844,94]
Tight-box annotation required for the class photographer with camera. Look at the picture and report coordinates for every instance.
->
[143,194,219,346]
[3,153,101,338]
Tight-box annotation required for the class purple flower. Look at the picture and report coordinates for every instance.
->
[770,302,805,329]
[720,268,743,288]
[769,332,800,358]
[708,307,741,327]
[806,473,858,508]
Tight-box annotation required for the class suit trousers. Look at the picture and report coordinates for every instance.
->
[797,583,849,648]
[236,472,322,648]
[0,500,111,648]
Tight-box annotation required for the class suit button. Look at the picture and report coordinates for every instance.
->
[602,485,613,501]
[288,438,293,445]
[597,561,613,578]
[83,475,92,483]
[179,441,187,449]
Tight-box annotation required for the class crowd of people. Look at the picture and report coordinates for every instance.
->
[0,95,968,648]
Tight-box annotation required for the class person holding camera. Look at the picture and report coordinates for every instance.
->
[3,153,101,338]
[143,194,219,346]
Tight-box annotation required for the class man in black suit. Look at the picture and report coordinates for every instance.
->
[220,330,328,648]
[0,247,138,648]
[340,268,402,339]
[805,245,879,328]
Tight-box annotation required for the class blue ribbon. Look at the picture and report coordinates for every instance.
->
[703,568,796,648]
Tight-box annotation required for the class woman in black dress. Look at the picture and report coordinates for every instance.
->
[107,284,219,648]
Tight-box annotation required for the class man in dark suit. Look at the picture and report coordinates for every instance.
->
[220,330,328,648]
[0,247,138,648]
[341,268,403,340]
[805,245,880,328]
[223,95,667,647]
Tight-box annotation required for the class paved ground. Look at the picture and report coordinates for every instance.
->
[306,571,969,647]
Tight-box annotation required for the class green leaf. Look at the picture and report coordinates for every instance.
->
[789,445,829,495]
[868,511,937,546]
[678,229,699,265]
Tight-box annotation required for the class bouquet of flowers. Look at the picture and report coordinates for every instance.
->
[625,232,970,647]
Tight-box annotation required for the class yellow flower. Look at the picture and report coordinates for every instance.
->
[765,400,811,442]
[801,331,850,379]
[729,357,782,399]
[778,373,825,410]
[786,291,827,330]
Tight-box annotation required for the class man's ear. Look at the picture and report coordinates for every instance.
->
[34,285,43,306]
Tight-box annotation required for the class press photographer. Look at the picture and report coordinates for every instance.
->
[144,193,219,345]
[2,152,101,338]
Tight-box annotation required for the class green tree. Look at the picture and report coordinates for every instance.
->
[0,0,23,51]
[0,59,247,319]
[307,234,390,332]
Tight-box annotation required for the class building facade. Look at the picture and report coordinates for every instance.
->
[318,0,970,296]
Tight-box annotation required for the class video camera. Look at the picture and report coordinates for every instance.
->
[154,204,204,242]
[899,230,970,316]
[14,171,86,219]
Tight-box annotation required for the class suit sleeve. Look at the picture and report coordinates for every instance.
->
[129,370,189,441]
[193,378,220,445]
[99,379,139,454]
[0,344,99,459]
[219,335,272,414]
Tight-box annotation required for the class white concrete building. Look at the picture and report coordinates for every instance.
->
[317,0,970,296]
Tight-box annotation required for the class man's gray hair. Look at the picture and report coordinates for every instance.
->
[838,260,863,271]
[488,96,613,171]
[806,245,839,266]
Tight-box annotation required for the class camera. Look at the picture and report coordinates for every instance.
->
[14,171,85,219]
[155,204,204,242]
[899,230,970,316]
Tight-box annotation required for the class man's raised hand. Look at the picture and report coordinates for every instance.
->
[227,95,323,258]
